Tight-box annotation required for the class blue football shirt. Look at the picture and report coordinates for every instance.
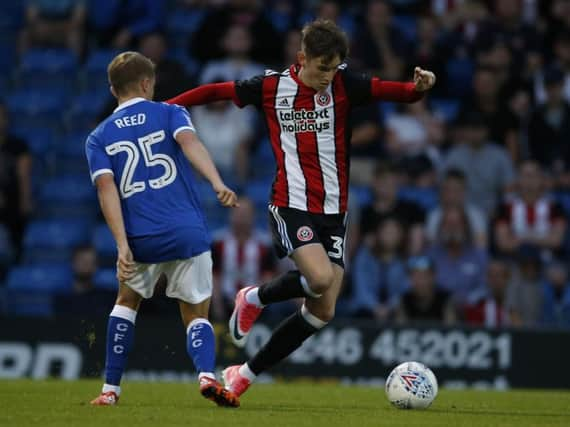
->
[85,97,211,263]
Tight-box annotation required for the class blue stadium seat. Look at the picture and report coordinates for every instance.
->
[22,220,91,263]
[267,8,293,33]
[94,268,117,291]
[20,49,77,73]
[245,179,272,211]
[5,264,73,293]
[39,174,94,202]
[82,49,121,90]
[5,88,68,130]
[251,138,275,179]
[3,264,73,316]
[10,126,54,157]
[1,290,53,317]
[392,15,417,43]
[430,98,461,123]
[0,42,16,81]
[56,131,91,174]
[92,223,117,267]
[349,185,373,208]
[168,48,200,77]
[244,179,272,229]
[18,49,78,90]
[192,179,230,231]
[58,131,89,157]
[65,92,110,131]
[377,101,397,122]
[167,9,205,40]
[445,58,474,97]
[37,174,97,219]
[0,3,24,34]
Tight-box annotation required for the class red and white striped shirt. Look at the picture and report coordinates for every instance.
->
[235,65,364,213]
[167,63,422,214]
[212,230,276,301]
[234,65,421,214]
[496,195,566,238]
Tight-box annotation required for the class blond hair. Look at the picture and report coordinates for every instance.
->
[107,51,155,97]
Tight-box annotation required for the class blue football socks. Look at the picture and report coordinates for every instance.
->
[186,318,216,377]
[104,305,137,389]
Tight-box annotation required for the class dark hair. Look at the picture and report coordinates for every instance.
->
[301,19,349,62]
[72,245,96,258]
[475,64,497,76]
[444,168,466,183]
[108,51,155,97]
[373,160,398,177]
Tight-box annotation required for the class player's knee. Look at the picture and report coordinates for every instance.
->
[115,295,140,310]
[306,266,335,295]
[305,304,335,323]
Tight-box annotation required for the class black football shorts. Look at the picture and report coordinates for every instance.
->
[268,204,347,268]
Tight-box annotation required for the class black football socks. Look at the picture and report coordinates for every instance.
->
[258,270,320,305]
[248,306,327,375]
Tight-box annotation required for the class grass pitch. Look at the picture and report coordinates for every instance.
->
[1,380,569,427]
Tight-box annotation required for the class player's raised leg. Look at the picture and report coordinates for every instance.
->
[228,208,326,348]
[229,270,320,347]
[91,284,142,406]
[224,244,340,396]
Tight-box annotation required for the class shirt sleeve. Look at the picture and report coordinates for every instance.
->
[169,104,196,139]
[128,0,164,36]
[85,134,113,184]
[234,74,264,108]
[341,69,374,107]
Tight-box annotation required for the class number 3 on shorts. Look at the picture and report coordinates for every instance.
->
[328,236,344,259]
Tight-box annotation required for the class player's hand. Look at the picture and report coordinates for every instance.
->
[413,67,436,92]
[116,245,135,283]
[213,182,239,208]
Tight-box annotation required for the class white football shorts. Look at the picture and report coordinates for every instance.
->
[124,250,213,304]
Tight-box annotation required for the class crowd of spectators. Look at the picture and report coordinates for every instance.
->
[1,0,570,329]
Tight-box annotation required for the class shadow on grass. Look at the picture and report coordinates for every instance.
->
[237,403,381,414]
[429,408,570,418]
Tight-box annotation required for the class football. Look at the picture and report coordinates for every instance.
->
[385,361,438,409]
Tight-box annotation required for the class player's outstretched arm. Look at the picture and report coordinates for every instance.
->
[176,130,239,207]
[370,67,436,102]
[166,81,238,107]
[95,174,135,282]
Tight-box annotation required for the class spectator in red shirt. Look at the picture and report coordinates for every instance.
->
[464,257,512,328]
[494,160,567,259]
[211,198,277,320]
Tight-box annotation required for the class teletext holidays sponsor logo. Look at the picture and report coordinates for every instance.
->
[279,109,331,133]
